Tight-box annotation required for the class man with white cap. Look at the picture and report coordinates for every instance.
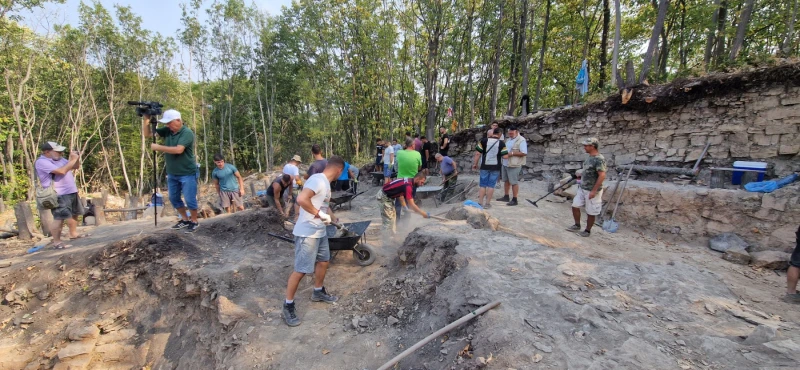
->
[35,141,85,249]
[567,137,606,237]
[283,155,302,217]
[143,109,199,233]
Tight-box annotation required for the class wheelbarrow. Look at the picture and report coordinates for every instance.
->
[330,190,366,211]
[267,220,376,266]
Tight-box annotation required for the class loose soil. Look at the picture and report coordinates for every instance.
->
[1,174,799,369]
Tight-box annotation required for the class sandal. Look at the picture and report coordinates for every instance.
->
[53,242,73,249]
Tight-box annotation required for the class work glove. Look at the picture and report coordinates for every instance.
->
[318,211,332,225]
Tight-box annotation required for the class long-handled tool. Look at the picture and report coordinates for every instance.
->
[596,168,623,226]
[602,165,634,233]
[526,177,575,207]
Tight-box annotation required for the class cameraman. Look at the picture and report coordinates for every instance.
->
[143,109,199,233]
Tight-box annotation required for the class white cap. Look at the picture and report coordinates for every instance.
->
[158,109,181,123]
[41,141,66,152]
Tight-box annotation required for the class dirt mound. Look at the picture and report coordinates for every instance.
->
[445,205,500,230]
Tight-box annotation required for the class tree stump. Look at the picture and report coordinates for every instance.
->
[101,188,108,206]
[0,197,5,213]
[37,202,54,237]
[14,202,36,240]
[250,183,256,197]
[126,196,140,220]
[94,198,107,226]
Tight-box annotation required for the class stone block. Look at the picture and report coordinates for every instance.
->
[761,194,787,211]
[707,135,724,145]
[655,139,671,149]
[615,154,635,165]
[549,147,563,154]
[750,146,778,159]
[709,232,748,252]
[766,124,798,135]
[53,354,92,370]
[766,108,799,121]
[729,132,749,144]
[706,221,735,234]
[691,135,708,146]
[752,208,779,221]
[666,148,677,156]
[722,246,751,265]
[672,137,689,148]
[781,96,800,106]
[779,142,799,155]
[750,251,790,270]
[753,134,780,146]
[656,130,674,138]
[717,124,747,133]
[730,143,751,158]
[58,341,95,360]
[67,326,100,341]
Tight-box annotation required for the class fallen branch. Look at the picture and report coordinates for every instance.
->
[376,301,501,370]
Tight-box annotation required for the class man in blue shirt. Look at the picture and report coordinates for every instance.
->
[212,153,245,213]
[333,161,356,192]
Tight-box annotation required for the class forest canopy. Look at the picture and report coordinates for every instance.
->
[1,0,797,202]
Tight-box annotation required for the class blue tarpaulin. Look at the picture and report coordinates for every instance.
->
[744,173,798,193]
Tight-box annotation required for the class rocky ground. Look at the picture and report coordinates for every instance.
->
[1,174,799,369]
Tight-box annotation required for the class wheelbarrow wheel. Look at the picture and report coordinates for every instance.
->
[353,243,376,266]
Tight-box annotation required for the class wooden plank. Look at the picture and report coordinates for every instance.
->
[14,201,36,240]
[104,207,148,213]
[250,182,256,197]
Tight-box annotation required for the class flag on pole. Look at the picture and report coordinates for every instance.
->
[446,106,453,117]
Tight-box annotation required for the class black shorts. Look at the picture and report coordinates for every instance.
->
[52,193,83,220]
[790,225,800,268]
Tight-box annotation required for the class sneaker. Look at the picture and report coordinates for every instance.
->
[496,195,510,202]
[783,293,800,304]
[171,220,190,230]
[507,199,518,206]
[566,225,581,232]
[184,222,199,233]
[283,302,301,327]
[483,203,492,209]
[577,230,591,237]
[311,287,339,303]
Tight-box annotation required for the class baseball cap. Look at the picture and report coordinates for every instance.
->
[508,125,519,131]
[158,109,181,123]
[291,155,302,163]
[40,141,66,152]
[582,137,599,147]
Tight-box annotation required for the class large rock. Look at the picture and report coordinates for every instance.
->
[445,206,499,231]
[217,296,250,326]
[67,326,100,341]
[743,325,777,345]
[750,251,790,270]
[722,246,751,265]
[709,233,749,253]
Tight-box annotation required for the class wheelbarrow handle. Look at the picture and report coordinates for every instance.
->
[267,232,294,243]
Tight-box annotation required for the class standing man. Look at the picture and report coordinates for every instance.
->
[472,128,508,209]
[266,174,292,216]
[496,126,527,206]
[420,136,431,176]
[378,173,430,239]
[435,153,458,202]
[392,139,402,155]
[333,160,356,192]
[383,142,395,185]
[567,138,606,237]
[784,225,800,303]
[305,144,327,179]
[374,138,385,173]
[439,127,450,157]
[35,142,84,249]
[397,138,422,180]
[144,110,199,232]
[487,122,505,141]
[212,153,245,213]
[413,133,423,151]
[283,155,302,202]
[283,156,345,327]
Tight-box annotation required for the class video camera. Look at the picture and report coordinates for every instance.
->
[127,101,163,117]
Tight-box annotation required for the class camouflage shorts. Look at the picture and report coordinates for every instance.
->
[378,191,396,234]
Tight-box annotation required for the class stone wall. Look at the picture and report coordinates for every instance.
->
[601,181,799,252]
[448,64,800,178]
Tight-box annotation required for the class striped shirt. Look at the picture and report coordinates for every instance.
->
[382,178,414,200]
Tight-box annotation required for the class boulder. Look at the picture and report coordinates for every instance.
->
[67,326,100,341]
[708,233,749,253]
[722,246,751,265]
[743,325,777,345]
[750,251,790,270]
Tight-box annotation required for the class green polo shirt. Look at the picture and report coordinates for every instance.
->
[155,125,196,176]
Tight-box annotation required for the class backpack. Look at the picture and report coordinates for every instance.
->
[36,173,58,209]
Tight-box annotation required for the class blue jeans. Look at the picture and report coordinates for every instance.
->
[479,170,500,188]
[167,174,198,210]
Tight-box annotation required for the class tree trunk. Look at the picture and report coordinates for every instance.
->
[639,0,670,84]
[714,0,728,66]
[507,0,528,116]
[704,0,721,68]
[521,0,534,99]
[611,0,622,88]
[728,0,756,60]
[599,0,610,89]
[782,0,798,56]
[489,2,505,120]
[533,0,552,110]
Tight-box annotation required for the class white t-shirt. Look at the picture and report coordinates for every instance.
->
[283,163,300,188]
[383,145,395,164]
[293,173,331,238]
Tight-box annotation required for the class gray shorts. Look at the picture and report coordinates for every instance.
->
[266,195,285,210]
[220,191,243,208]
[52,193,83,220]
[294,236,331,274]
[501,166,522,185]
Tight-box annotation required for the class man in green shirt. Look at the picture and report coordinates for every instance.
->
[396,138,421,179]
[144,109,200,233]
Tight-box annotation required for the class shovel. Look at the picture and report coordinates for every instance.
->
[602,165,634,233]
[526,178,575,207]
[331,221,354,237]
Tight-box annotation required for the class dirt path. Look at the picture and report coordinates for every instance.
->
[0,175,798,370]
